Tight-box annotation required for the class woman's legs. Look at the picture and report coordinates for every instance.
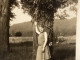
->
[46,59,50,60]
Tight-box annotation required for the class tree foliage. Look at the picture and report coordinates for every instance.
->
[8,0,19,21]
[21,0,77,22]
[15,31,22,37]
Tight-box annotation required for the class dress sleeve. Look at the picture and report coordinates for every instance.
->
[44,27,49,36]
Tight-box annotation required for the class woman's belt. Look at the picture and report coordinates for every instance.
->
[38,44,42,46]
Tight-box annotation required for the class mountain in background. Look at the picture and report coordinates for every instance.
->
[9,21,33,36]
[54,17,76,36]
[9,17,76,36]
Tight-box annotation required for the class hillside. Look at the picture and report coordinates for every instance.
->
[54,17,76,36]
[9,17,76,36]
[9,21,33,36]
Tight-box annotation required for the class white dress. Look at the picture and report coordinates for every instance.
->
[36,32,51,60]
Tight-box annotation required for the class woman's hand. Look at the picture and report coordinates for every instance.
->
[49,42,52,46]
[42,47,45,53]
[34,21,37,25]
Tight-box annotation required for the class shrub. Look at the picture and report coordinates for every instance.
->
[15,32,22,37]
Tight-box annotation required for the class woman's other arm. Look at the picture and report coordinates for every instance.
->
[43,32,48,50]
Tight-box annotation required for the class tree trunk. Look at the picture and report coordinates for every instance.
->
[0,0,9,54]
[45,20,55,59]
[32,24,38,60]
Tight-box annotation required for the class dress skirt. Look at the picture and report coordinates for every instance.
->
[36,45,51,60]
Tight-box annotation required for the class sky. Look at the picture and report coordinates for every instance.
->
[55,3,77,19]
[10,3,77,26]
[10,7,32,26]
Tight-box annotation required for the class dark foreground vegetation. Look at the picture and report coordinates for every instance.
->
[0,41,75,60]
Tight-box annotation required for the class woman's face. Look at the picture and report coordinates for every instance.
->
[38,25,44,32]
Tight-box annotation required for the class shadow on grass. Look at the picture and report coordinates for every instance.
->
[52,44,75,60]
[0,42,33,60]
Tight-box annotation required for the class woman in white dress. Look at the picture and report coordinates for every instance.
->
[34,22,51,60]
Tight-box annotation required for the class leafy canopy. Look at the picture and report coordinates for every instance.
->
[21,0,77,22]
[8,0,19,21]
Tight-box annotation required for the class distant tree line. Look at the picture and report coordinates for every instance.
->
[10,29,76,37]
[54,29,76,36]
[10,31,33,37]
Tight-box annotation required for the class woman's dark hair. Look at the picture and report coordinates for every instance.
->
[38,21,45,28]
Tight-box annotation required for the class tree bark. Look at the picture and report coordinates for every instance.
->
[32,24,38,60]
[0,0,9,54]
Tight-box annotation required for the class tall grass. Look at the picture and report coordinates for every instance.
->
[53,44,75,60]
[0,36,75,60]
[0,42,33,60]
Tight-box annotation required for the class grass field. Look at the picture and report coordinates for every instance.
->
[9,37,33,43]
[0,42,33,60]
[53,44,75,60]
[0,36,76,60]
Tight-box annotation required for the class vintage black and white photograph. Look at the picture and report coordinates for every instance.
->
[0,0,78,60]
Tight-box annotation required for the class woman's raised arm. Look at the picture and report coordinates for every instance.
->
[35,25,40,34]
[34,22,40,34]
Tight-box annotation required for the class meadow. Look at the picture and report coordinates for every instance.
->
[0,36,76,60]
